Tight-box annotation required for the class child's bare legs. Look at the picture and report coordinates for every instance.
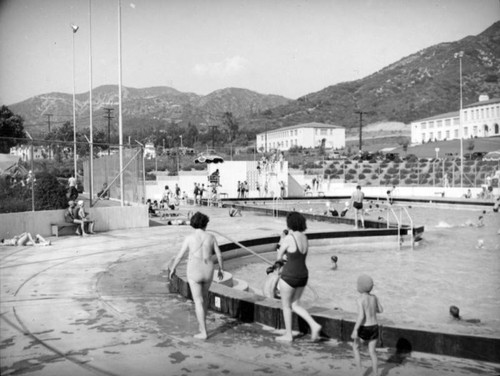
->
[352,338,362,373]
[368,339,378,376]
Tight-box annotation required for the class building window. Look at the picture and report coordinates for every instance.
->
[421,133,426,141]
[445,119,451,127]
[454,129,458,138]
[429,132,434,140]
[463,127,468,137]
[445,130,450,139]
[437,120,442,128]
[464,111,468,121]
[320,129,327,135]
[429,121,434,128]
[473,126,478,136]
[454,118,459,125]
[421,122,426,130]
[437,131,442,139]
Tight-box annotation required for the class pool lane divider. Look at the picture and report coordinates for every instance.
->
[169,231,500,363]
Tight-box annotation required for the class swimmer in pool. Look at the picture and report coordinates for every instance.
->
[351,274,383,376]
[449,305,481,324]
[275,211,322,342]
[350,185,365,229]
[168,212,224,340]
[330,255,338,270]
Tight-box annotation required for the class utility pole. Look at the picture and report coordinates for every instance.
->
[354,110,368,153]
[103,107,114,155]
[208,125,218,150]
[45,114,53,133]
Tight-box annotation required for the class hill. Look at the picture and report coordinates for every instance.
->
[9,86,291,136]
[243,21,500,136]
[6,21,500,145]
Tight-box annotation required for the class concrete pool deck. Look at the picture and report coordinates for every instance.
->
[1,206,499,376]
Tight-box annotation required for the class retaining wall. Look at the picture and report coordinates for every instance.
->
[0,205,149,238]
[169,235,500,363]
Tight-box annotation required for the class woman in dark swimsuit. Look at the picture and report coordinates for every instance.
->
[275,211,322,342]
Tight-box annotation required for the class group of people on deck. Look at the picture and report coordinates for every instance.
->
[167,209,383,375]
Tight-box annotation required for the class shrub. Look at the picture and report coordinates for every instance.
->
[371,174,378,180]
[34,172,68,211]
[404,178,413,184]
[362,168,372,174]
[391,178,400,185]
[345,173,354,180]
[387,167,398,174]
[358,173,366,180]
[348,168,357,174]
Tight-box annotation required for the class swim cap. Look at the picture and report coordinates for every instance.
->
[77,200,84,206]
[357,274,374,293]
[331,255,338,262]
[68,200,74,206]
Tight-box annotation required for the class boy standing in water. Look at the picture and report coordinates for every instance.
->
[351,274,383,376]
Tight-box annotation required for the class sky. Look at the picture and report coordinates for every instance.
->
[0,0,499,105]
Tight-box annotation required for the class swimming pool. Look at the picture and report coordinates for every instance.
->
[227,204,500,337]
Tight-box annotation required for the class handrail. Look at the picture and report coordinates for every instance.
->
[385,204,414,250]
[272,196,283,217]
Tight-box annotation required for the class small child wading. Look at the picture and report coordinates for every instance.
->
[351,274,383,376]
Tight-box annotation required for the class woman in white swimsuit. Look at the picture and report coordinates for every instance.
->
[169,212,224,339]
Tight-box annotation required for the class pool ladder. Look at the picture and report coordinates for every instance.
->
[272,196,284,217]
[386,206,415,250]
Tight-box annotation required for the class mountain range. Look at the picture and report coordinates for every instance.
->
[8,21,500,139]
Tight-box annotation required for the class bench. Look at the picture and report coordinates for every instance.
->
[51,222,79,237]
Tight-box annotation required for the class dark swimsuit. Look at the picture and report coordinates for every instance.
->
[353,201,363,210]
[358,324,379,341]
[280,234,308,288]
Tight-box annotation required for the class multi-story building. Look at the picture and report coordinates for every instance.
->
[256,122,345,152]
[411,94,500,144]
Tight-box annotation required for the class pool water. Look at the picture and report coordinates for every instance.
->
[229,204,500,337]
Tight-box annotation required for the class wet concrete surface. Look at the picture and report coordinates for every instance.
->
[1,206,499,375]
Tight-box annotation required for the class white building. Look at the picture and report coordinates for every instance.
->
[256,122,345,152]
[411,95,500,144]
[144,142,156,159]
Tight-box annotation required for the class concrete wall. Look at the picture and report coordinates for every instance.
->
[0,205,149,239]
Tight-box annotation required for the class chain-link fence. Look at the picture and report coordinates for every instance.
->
[1,136,145,213]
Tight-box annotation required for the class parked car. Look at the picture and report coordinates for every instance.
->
[194,151,224,164]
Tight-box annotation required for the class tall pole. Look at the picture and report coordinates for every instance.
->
[71,24,79,179]
[103,107,114,155]
[88,0,94,206]
[45,114,53,133]
[355,110,367,153]
[455,51,464,188]
[118,0,124,205]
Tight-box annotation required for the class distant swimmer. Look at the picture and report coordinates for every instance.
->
[330,255,338,270]
[229,205,242,217]
[449,305,481,324]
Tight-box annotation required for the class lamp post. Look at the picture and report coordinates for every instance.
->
[180,135,183,148]
[71,23,79,179]
[454,51,464,188]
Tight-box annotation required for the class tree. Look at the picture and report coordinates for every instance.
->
[467,139,475,152]
[222,112,239,142]
[0,106,26,153]
[185,122,199,147]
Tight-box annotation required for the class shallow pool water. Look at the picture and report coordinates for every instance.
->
[228,204,500,337]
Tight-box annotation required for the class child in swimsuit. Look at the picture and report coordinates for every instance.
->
[351,274,383,376]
